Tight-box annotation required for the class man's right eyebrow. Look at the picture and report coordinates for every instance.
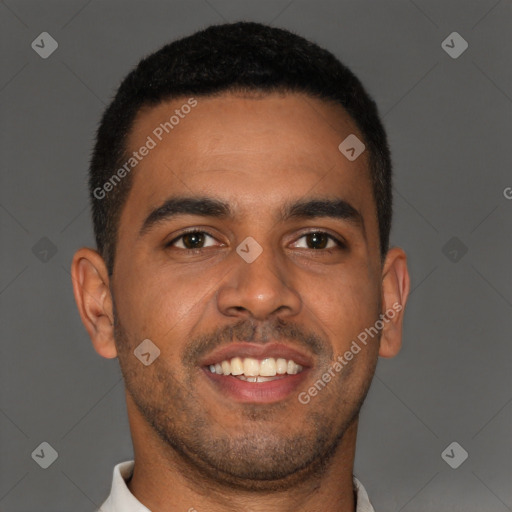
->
[138,197,233,237]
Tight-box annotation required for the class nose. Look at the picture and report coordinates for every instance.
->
[216,241,302,321]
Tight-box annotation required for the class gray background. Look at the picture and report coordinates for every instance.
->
[1,0,511,510]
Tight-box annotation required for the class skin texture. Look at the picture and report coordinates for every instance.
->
[71,92,410,511]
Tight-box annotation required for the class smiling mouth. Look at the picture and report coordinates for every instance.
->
[207,356,304,383]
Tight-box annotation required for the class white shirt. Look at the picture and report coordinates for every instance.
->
[97,460,375,511]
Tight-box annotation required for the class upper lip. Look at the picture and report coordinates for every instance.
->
[199,342,314,368]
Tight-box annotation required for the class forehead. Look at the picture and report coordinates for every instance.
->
[120,92,375,233]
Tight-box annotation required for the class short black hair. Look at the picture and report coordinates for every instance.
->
[89,21,392,275]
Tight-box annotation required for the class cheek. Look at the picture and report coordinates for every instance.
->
[116,267,213,350]
[301,265,381,349]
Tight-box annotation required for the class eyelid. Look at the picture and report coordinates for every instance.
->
[291,229,346,249]
[165,228,346,250]
[166,228,221,248]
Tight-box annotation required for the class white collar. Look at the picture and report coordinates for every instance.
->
[98,460,375,512]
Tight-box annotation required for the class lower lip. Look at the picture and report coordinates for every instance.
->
[202,368,310,404]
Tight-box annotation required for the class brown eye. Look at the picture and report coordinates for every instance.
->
[293,231,343,250]
[167,231,218,250]
[305,232,329,249]
[181,232,206,249]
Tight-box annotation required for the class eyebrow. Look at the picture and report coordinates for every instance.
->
[138,196,364,237]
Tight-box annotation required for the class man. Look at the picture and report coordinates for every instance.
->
[71,21,410,511]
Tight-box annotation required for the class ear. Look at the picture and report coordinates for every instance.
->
[70,247,117,359]
[378,247,410,358]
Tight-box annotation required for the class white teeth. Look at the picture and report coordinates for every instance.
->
[243,357,260,376]
[207,356,304,378]
[287,360,303,375]
[259,358,277,376]
[221,360,231,376]
[230,357,244,376]
[276,358,287,375]
[238,375,281,383]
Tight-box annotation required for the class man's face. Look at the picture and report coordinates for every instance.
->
[111,92,384,487]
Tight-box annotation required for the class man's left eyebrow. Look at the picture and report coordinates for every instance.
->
[280,198,365,231]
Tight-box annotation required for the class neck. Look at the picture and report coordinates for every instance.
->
[126,395,359,512]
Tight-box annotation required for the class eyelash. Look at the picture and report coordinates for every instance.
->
[165,229,346,253]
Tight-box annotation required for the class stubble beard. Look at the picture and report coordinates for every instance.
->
[113,308,378,491]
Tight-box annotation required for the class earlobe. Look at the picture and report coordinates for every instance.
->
[378,247,410,359]
[70,248,118,359]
